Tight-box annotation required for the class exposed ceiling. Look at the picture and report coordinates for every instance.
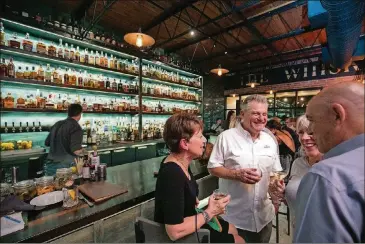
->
[23,0,365,73]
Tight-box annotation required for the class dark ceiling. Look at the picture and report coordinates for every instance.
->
[18,0,365,73]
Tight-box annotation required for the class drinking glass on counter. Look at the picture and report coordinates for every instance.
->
[62,180,79,208]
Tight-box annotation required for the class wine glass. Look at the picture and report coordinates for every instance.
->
[213,189,228,214]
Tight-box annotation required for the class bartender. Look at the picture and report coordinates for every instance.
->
[44,104,84,176]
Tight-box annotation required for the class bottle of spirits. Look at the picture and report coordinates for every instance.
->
[77,70,83,87]
[32,122,36,132]
[84,48,89,64]
[23,66,30,79]
[104,53,108,68]
[118,79,123,92]
[38,122,42,132]
[36,38,47,54]
[111,79,117,91]
[64,43,70,60]
[70,69,77,85]
[22,33,33,52]
[25,122,29,132]
[0,22,5,46]
[37,64,45,81]
[45,64,52,82]
[16,66,23,79]
[9,33,21,49]
[52,67,60,84]
[70,44,75,60]
[75,46,80,62]
[109,54,114,69]
[100,51,105,67]
[105,77,111,90]
[0,58,7,77]
[7,57,15,78]
[30,66,37,80]
[48,42,57,57]
[64,68,69,85]
[89,50,95,65]
[95,51,100,66]
[57,39,64,58]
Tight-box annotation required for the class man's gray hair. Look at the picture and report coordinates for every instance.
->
[241,94,268,111]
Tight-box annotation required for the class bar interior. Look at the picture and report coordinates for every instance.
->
[0,0,364,243]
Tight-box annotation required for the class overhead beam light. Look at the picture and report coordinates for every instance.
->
[124,27,155,48]
[210,64,229,76]
[190,30,195,36]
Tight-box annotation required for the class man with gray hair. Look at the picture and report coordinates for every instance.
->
[294,81,364,242]
[208,94,282,243]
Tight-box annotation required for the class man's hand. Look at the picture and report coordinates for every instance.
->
[234,168,262,184]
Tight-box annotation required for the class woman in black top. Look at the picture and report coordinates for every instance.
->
[154,113,244,243]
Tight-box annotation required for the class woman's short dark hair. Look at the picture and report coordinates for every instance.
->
[68,104,83,117]
[163,113,203,153]
[227,110,235,122]
[266,119,282,130]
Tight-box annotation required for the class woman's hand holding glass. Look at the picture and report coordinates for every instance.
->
[205,193,230,219]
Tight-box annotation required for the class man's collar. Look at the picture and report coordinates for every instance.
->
[323,133,365,160]
[236,122,262,140]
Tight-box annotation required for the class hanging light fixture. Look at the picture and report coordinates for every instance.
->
[124,28,155,48]
[247,81,260,88]
[210,64,229,76]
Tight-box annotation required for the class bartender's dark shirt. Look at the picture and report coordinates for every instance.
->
[45,117,82,163]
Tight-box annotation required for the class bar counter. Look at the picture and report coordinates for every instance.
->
[0,156,211,243]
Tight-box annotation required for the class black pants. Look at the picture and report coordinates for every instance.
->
[237,222,272,243]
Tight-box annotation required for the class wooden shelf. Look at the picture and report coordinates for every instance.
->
[1,46,139,79]
[0,108,138,115]
[142,76,202,90]
[141,93,201,103]
[0,77,138,96]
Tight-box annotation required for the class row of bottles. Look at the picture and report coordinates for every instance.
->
[0,58,139,93]
[1,23,139,73]
[142,84,200,101]
[1,121,43,133]
[0,90,200,114]
[142,64,201,87]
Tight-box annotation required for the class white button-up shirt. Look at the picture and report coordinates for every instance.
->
[208,123,281,232]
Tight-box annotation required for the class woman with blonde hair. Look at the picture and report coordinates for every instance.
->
[284,115,323,228]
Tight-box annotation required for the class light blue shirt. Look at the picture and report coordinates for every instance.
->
[294,134,365,243]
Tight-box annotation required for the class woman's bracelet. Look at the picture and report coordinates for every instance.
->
[202,211,211,224]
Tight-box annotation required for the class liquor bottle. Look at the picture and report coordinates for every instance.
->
[75,46,80,62]
[25,122,29,132]
[111,79,117,91]
[109,54,114,69]
[84,48,89,64]
[113,56,118,70]
[32,122,36,132]
[91,127,97,144]
[100,51,105,67]
[23,66,30,79]
[89,50,95,65]
[38,122,42,132]
[57,39,64,58]
[0,22,5,46]
[0,58,8,77]
[70,44,75,60]
[104,53,108,68]
[82,126,87,144]
[70,69,77,85]
[48,42,57,57]
[118,79,123,92]
[105,77,111,90]
[4,122,8,133]
[12,122,16,133]
[64,43,70,60]
[53,67,60,84]
[18,122,23,133]
[9,33,21,49]
[22,33,33,52]
[36,38,47,54]
[16,66,23,79]
[82,98,88,111]
[7,57,15,78]
[30,66,37,80]
[57,94,63,110]
[87,128,92,144]
[45,64,52,82]
[64,68,69,85]
[95,51,100,66]
[77,70,83,87]
[37,64,44,81]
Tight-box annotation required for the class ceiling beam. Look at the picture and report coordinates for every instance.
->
[154,0,260,48]
[166,0,307,53]
[143,0,198,32]
[229,45,322,73]
[194,26,324,64]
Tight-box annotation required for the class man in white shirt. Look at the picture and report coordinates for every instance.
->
[208,94,282,243]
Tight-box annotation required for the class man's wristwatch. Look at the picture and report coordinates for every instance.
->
[202,211,211,224]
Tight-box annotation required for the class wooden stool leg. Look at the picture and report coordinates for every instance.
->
[276,213,279,243]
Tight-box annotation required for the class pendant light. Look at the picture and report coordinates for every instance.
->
[124,28,155,48]
[210,65,229,76]
[247,81,260,88]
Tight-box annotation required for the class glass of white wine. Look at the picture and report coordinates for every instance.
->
[213,189,228,214]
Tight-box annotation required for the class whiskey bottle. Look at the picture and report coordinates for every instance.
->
[4,122,8,133]
[95,51,100,66]
[89,50,95,65]
[9,33,21,49]
[12,122,16,133]
[16,66,23,79]
[0,58,7,77]
[70,44,75,60]
[118,79,123,92]
[75,46,80,62]
[36,38,47,54]
[32,122,36,132]
[70,69,77,86]
[48,41,57,57]
[77,70,83,87]
[7,57,15,78]
[22,33,33,52]
[25,122,29,132]
[84,48,89,64]
[45,64,52,82]
[64,43,70,60]
[64,68,69,85]
[30,66,37,80]
[23,66,30,79]
[109,54,114,69]
[100,51,105,67]
[106,77,111,90]
[37,64,45,81]
[111,79,117,91]
[57,39,64,59]
[19,122,23,133]
[53,67,61,84]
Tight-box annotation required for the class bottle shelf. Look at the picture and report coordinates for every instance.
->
[142,93,201,103]
[142,76,202,90]
[142,59,201,78]
[0,77,138,97]
[1,46,139,79]
[0,107,138,115]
